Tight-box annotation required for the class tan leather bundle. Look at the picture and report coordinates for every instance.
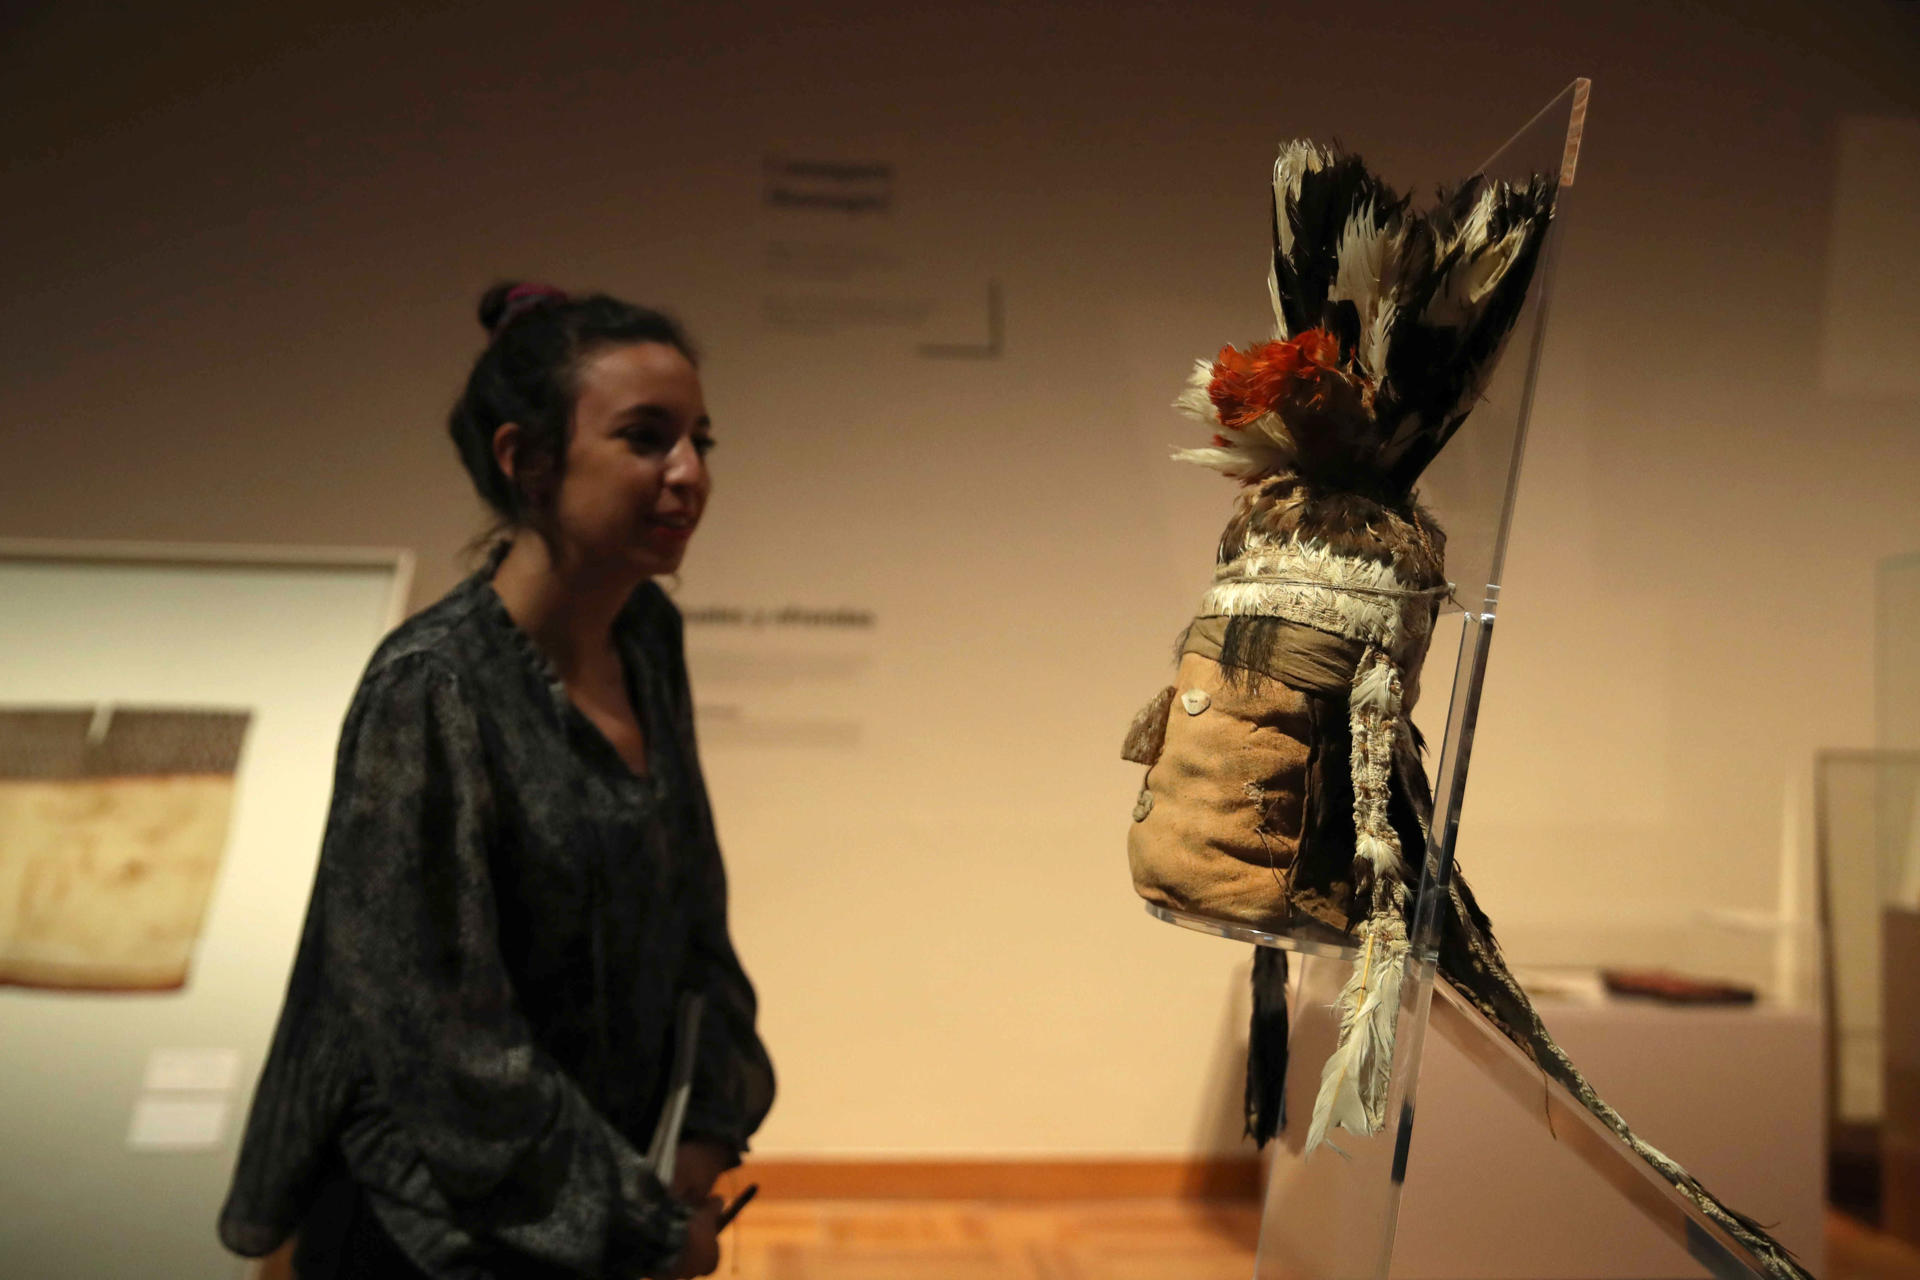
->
[1128,617,1384,935]
[1125,490,1445,940]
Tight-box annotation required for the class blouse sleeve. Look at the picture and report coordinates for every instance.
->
[319,653,688,1277]
[678,821,777,1157]
[653,609,776,1158]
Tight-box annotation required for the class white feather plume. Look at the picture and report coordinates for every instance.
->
[1457,182,1500,249]
[1269,144,1321,260]
[1328,201,1383,310]
[1350,658,1399,712]
[1171,358,1217,423]
[1269,140,1338,336]
[1268,263,1289,340]
[1171,441,1289,480]
[1305,916,1410,1156]
[1362,296,1397,382]
[1418,184,1528,329]
[1354,831,1401,883]
[1170,350,1300,479]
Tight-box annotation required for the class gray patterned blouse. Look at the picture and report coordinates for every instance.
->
[219,567,775,1277]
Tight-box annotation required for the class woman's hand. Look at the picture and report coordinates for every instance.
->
[671,1140,733,1204]
[657,1141,734,1278]
[668,1195,724,1278]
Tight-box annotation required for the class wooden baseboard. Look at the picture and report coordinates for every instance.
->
[738,1157,1262,1201]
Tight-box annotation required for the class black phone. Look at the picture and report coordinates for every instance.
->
[716,1182,758,1232]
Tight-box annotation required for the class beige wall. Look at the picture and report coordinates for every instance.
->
[4,1,1918,1158]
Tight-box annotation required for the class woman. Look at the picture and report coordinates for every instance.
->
[220,284,775,1279]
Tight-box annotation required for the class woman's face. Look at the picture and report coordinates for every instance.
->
[550,340,713,580]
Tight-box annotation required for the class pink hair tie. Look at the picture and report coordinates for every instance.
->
[495,283,569,332]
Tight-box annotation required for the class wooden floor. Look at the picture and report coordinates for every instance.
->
[708,1198,1920,1280]
[252,1196,1920,1278]
[716,1197,1263,1280]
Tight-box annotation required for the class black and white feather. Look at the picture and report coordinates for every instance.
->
[1372,171,1556,489]
[1268,141,1411,354]
[1183,141,1556,495]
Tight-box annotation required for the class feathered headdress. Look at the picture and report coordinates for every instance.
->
[1169,141,1555,1156]
[1174,141,1554,494]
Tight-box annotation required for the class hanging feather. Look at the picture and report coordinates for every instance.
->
[1304,912,1410,1155]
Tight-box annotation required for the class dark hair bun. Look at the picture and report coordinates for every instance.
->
[477,281,570,336]
[477,282,522,335]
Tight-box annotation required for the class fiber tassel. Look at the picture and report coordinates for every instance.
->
[1245,945,1291,1143]
[1348,647,1406,891]
[1304,911,1410,1155]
